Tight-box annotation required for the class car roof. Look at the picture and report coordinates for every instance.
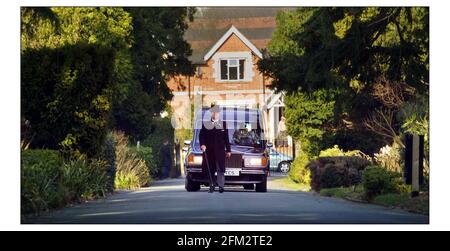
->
[194,107,263,130]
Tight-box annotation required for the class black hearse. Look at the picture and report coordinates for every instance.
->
[184,107,269,192]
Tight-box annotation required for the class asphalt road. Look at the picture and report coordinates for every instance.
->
[24,177,429,224]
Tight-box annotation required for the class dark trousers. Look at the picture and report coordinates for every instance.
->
[162,164,170,178]
[207,159,225,188]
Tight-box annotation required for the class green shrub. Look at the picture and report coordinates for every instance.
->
[21,149,64,169]
[373,193,410,207]
[320,145,372,160]
[102,132,116,192]
[59,157,109,204]
[288,153,311,186]
[320,187,348,198]
[308,156,372,191]
[374,143,403,173]
[362,166,409,200]
[115,172,141,190]
[284,89,337,158]
[319,163,349,189]
[21,150,110,215]
[319,145,345,157]
[82,159,110,198]
[130,146,159,178]
[398,96,429,176]
[21,150,64,214]
[320,185,365,200]
[113,131,150,189]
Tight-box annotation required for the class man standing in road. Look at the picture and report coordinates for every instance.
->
[199,104,231,193]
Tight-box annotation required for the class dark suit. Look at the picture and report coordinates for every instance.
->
[160,144,172,178]
[199,120,231,187]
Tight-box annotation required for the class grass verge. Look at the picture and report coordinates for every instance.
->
[373,192,429,215]
[319,186,429,215]
[270,177,310,192]
[320,185,365,202]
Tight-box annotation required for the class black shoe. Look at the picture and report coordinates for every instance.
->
[219,187,224,193]
[209,186,215,193]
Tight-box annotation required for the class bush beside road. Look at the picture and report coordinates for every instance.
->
[287,145,429,215]
[320,186,429,215]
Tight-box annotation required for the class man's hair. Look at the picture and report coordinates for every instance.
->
[210,103,220,113]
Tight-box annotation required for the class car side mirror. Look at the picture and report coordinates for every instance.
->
[184,140,191,146]
[267,142,273,148]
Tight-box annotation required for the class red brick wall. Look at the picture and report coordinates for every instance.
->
[167,33,272,93]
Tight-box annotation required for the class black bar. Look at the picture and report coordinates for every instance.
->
[404,134,424,186]
[419,135,424,186]
[405,134,413,185]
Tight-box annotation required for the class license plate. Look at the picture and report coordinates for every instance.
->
[224,168,241,176]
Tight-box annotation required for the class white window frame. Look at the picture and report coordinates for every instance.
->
[212,51,254,82]
[220,58,246,81]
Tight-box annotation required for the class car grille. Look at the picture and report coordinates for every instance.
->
[225,154,243,168]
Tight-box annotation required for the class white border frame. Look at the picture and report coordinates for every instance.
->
[3,0,450,231]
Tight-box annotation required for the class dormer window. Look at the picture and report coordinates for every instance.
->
[220,59,245,81]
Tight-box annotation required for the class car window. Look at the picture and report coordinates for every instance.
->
[229,121,262,146]
[230,128,261,146]
[194,123,263,147]
[193,109,265,148]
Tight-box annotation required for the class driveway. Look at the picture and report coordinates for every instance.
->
[24,177,429,224]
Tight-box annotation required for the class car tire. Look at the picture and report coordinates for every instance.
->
[185,176,201,192]
[243,184,255,190]
[278,161,291,173]
[255,177,267,193]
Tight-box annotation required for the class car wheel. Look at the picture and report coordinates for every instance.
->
[278,161,291,173]
[255,177,267,193]
[185,176,201,192]
[243,184,255,190]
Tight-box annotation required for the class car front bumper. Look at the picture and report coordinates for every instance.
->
[186,167,268,184]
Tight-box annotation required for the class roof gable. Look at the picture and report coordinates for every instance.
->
[203,25,263,61]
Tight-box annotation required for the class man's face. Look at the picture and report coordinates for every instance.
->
[212,112,220,121]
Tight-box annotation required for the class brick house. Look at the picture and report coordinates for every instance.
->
[168,7,294,143]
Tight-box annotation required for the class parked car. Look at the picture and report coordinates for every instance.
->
[268,148,293,173]
[184,107,269,192]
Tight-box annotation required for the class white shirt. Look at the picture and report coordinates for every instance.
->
[211,119,220,127]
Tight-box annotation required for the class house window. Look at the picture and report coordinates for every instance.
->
[220,59,245,81]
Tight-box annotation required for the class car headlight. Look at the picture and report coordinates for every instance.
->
[188,154,203,166]
[244,157,268,167]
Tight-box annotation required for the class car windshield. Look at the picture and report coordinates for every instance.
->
[193,109,265,148]
[229,122,261,147]
[194,120,263,147]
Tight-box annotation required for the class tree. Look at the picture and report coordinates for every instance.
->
[111,7,196,140]
[22,43,116,157]
[284,89,336,157]
[21,7,197,144]
[260,7,428,94]
[258,7,429,155]
[21,7,134,156]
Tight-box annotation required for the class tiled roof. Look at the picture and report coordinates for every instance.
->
[185,7,296,64]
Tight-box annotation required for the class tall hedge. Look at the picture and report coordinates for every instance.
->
[284,89,337,158]
[21,43,116,157]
